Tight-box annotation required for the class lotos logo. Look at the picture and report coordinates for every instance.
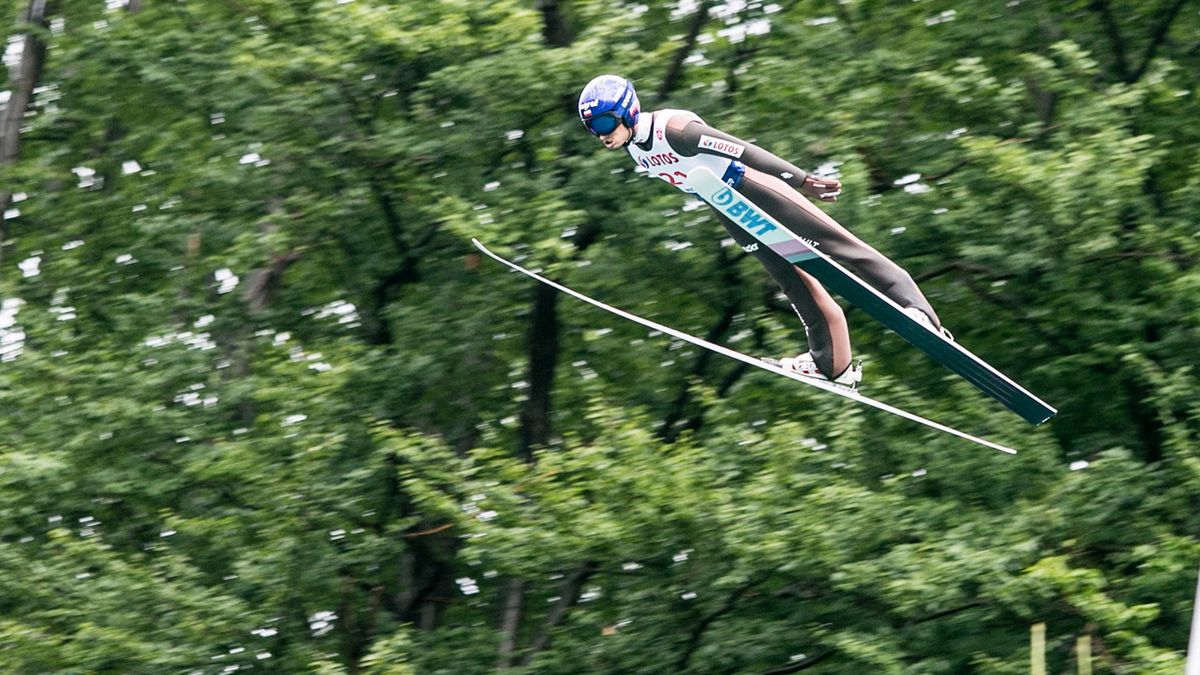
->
[698,135,746,158]
[637,152,679,168]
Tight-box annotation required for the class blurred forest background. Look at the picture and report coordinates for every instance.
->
[2,0,1199,672]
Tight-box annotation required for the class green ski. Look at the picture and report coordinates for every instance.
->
[685,167,1056,425]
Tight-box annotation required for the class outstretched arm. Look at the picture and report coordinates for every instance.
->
[668,119,841,201]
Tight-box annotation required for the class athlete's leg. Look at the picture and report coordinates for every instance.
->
[715,212,852,378]
[740,169,942,328]
[792,267,853,376]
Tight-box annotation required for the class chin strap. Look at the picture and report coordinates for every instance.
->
[628,124,650,149]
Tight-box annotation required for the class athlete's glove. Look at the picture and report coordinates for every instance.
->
[798,175,842,202]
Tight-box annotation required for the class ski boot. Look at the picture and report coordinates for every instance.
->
[771,352,863,390]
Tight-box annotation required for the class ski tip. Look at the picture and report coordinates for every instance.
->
[463,236,492,257]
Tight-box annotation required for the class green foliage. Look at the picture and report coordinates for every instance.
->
[1,0,1198,672]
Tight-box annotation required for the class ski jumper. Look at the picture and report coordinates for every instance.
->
[628,109,941,378]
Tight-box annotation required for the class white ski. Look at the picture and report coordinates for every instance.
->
[473,238,1017,455]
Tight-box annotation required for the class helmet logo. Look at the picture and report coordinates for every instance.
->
[578,75,639,132]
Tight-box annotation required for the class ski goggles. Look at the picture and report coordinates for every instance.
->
[582,112,622,136]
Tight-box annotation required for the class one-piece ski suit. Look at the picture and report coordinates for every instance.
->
[626,108,941,379]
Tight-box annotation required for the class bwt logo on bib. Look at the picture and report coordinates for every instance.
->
[712,188,777,236]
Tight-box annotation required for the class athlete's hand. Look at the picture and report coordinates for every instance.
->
[800,175,842,201]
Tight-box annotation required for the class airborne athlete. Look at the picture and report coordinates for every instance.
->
[577,74,952,389]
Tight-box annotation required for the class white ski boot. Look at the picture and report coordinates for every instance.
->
[904,307,954,341]
[775,352,863,389]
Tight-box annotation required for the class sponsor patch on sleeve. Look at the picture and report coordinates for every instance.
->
[698,134,746,158]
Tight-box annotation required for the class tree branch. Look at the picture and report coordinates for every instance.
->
[659,302,738,443]
[832,0,857,39]
[1085,625,1132,675]
[761,601,982,674]
[658,0,713,100]
[675,577,765,671]
[924,261,1076,356]
[520,562,599,664]
[402,523,454,538]
[677,322,764,438]
[865,158,972,196]
[660,240,746,443]
[911,260,1005,285]
[1129,0,1189,83]
[1081,248,1196,268]
[723,44,761,103]
[242,249,303,314]
[905,599,985,626]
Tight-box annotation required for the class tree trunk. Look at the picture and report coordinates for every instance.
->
[0,0,50,263]
[496,577,526,669]
[536,0,571,48]
[518,282,559,462]
[1089,0,1131,81]
[496,2,581,665]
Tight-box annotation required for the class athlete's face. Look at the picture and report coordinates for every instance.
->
[598,123,633,150]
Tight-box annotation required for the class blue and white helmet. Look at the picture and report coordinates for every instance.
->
[578,75,640,137]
